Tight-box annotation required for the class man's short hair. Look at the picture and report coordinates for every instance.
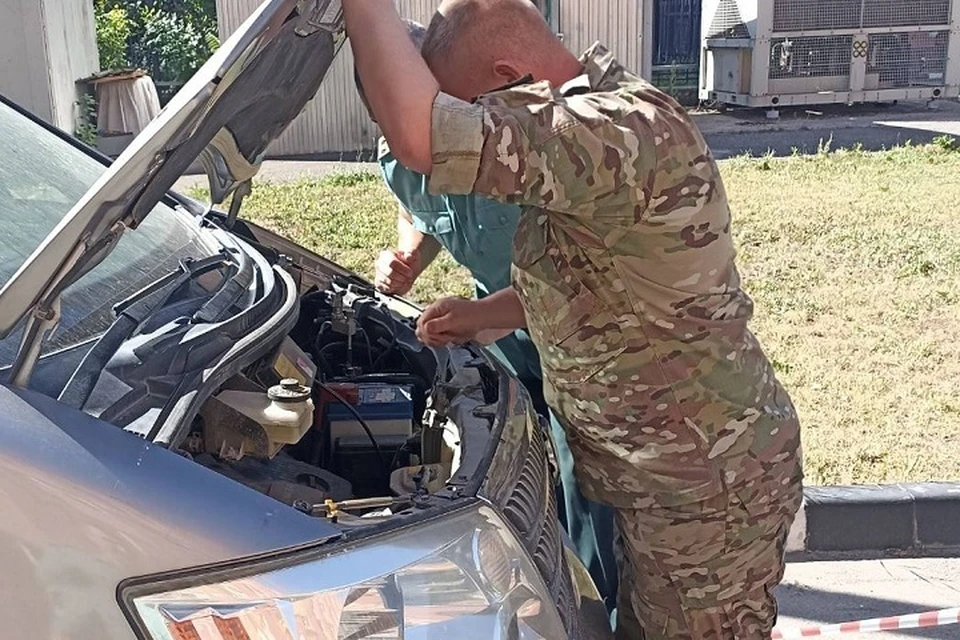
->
[421,6,468,67]
[421,0,551,72]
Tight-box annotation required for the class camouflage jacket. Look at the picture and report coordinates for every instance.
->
[429,43,802,509]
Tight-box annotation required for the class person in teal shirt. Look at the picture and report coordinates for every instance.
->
[354,20,618,620]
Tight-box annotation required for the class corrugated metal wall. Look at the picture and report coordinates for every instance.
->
[216,0,437,157]
[215,0,651,157]
[558,0,651,78]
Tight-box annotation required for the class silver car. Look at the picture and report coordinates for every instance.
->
[0,1,607,638]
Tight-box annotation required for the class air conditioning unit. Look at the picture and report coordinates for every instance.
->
[700,0,960,107]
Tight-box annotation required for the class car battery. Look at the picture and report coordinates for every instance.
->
[325,383,414,442]
[334,435,411,497]
[322,383,415,496]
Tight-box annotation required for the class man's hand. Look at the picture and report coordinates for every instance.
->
[417,289,528,347]
[375,249,420,296]
[417,297,482,347]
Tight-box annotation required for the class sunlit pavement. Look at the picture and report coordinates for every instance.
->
[775,558,960,639]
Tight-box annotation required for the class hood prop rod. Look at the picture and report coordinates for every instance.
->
[225,179,252,230]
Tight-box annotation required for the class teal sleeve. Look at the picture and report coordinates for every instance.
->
[379,154,449,225]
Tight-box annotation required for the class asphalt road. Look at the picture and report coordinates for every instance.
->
[699,100,960,159]
[706,123,948,160]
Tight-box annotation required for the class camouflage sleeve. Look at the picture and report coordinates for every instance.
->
[429,93,486,196]
[428,90,655,215]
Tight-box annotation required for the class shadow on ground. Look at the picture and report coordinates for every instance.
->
[775,583,960,638]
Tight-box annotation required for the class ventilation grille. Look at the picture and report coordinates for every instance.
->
[769,35,854,79]
[868,31,951,88]
[863,0,952,28]
[706,0,751,38]
[493,417,581,638]
[501,425,548,549]
[773,0,861,31]
[773,0,953,32]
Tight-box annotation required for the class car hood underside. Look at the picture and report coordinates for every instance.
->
[0,0,344,364]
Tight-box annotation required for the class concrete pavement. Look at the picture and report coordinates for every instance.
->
[690,99,960,137]
[776,558,960,639]
[693,99,960,159]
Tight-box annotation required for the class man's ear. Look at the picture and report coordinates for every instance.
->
[493,60,525,84]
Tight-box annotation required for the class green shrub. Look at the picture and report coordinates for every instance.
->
[93,1,219,90]
[94,3,131,70]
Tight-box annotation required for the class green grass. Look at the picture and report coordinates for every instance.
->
[191,144,960,486]
[192,171,472,302]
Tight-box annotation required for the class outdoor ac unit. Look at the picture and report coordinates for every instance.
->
[700,0,960,107]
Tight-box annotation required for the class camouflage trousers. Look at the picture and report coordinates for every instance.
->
[611,473,803,640]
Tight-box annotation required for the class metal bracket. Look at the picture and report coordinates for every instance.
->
[10,298,61,388]
[295,0,343,36]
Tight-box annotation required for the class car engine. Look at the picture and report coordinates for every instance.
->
[183,280,497,524]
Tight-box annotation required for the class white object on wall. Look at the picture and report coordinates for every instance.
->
[95,73,162,136]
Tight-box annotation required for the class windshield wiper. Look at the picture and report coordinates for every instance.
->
[58,253,234,410]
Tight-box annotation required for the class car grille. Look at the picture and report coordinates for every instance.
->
[485,408,582,638]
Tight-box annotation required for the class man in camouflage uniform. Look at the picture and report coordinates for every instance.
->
[345,0,803,637]
[353,20,620,618]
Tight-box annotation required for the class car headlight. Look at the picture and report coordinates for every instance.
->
[122,504,567,639]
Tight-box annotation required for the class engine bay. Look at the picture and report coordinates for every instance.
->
[181,281,500,525]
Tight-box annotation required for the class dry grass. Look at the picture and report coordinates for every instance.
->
[726,142,960,485]
[192,142,960,485]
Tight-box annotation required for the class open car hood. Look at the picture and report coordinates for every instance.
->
[0,0,343,340]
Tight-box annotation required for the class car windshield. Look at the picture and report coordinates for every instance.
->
[0,100,216,375]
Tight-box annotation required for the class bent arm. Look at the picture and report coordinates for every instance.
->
[417,289,527,347]
[397,206,442,273]
[475,288,527,331]
[429,92,656,216]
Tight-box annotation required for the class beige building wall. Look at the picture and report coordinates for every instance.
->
[558,0,652,79]
[0,0,99,131]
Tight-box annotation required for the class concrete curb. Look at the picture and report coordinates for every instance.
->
[786,483,960,556]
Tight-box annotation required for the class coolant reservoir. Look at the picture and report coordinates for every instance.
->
[217,379,314,452]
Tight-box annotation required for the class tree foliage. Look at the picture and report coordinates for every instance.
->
[93,0,219,90]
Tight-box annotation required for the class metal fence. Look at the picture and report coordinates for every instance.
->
[654,0,701,66]
[651,0,702,102]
